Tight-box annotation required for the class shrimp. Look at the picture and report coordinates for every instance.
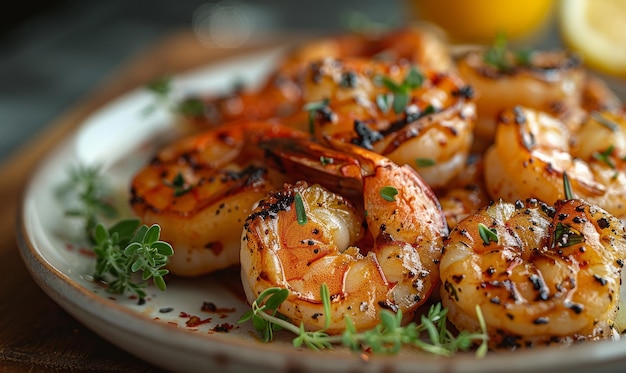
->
[484,106,626,219]
[439,197,626,349]
[456,46,585,145]
[435,153,490,229]
[129,121,310,276]
[240,138,448,333]
[570,110,626,218]
[178,26,454,131]
[301,56,476,189]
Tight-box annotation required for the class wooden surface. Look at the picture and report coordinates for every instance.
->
[0,29,298,373]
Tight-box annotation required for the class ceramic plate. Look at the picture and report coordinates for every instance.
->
[17,47,626,373]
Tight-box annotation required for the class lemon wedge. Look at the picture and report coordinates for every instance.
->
[560,0,626,77]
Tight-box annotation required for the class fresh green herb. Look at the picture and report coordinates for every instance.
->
[553,222,585,248]
[294,192,307,225]
[592,145,616,169]
[376,93,392,114]
[591,111,619,132]
[177,97,205,117]
[239,284,489,356]
[145,76,172,96]
[563,172,573,200]
[55,164,117,238]
[238,287,290,342]
[166,172,192,197]
[303,99,330,134]
[514,49,534,66]
[58,165,174,299]
[483,32,532,73]
[478,223,498,245]
[143,76,207,118]
[483,32,510,72]
[380,186,399,202]
[415,158,436,168]
[377,66,424,114]
[320,156,334,166]
[93,220,173,299]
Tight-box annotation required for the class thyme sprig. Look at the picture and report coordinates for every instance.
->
[55,164,117,237]
[58,164,174,299]
[93,220,173,298]
[238,284,489,357]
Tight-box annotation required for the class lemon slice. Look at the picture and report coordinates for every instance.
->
[560,0,626,77]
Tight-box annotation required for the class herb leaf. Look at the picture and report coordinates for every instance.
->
[295,192,307,225]
[415,158,436,168]
[563,172,574,200]
[478,223,498,245]
[56,164,117,238]
[553,222,585,248]
[58,164,174,299]
[380,186,399,202]
[592,145,616,169]
[377,66,424,114]
[239,284,489,357]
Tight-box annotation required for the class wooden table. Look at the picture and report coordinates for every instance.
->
[0,29,298,372]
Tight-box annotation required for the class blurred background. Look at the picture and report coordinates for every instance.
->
[1,0,622,163]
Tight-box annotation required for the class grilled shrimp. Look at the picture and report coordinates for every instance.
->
[440,198,626,349]
[302,57,476,189]
[129,121,309,276]
[435,154,490,229]
[240,138,448,333]
[484,106,626,219]
[179,26,453,130]
[457,47,585,144]
[570,110,626,218]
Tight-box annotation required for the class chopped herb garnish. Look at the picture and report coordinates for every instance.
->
[483,32,510,72]
[563,172,573,200]
[166,172,192,197]
[376,93,392,114]
[238,283,489,356]
[592,145,616,169]
[515,49,533,66]
[145,76,172,96]
[295,192,307,225]
[478,223,498,245]
[380,186,399,202]
[483,32,532,73]
[415,158,436,168]
[303,99,330,134]
[377,66,424,114]
[177,97,205,117]
[320,156,334,166]
[553,222,585,248]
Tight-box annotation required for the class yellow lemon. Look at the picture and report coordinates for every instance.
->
[559,0,626,77]
[408,0,555,43]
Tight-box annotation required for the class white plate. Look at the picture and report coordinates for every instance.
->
[17,48,626,373]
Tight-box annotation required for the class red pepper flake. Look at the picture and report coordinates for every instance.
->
[78,247,96,257]
[180,312,212,328]
[201,301,236,314]
[205,241,224,255]
[211,323,234,333]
